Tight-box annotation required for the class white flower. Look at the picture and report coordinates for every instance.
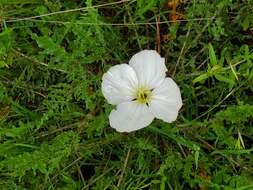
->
[102,50,182,132]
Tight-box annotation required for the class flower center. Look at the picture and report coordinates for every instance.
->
[136,88,151,104]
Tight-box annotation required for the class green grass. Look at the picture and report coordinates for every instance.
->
[0,0,253,189]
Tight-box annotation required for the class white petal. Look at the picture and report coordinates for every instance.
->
[109,101,154,132]
[102,64,138,105]
[149,78,182,122]
[129,50,167,89]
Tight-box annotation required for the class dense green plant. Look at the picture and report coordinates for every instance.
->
[0,0,253,189]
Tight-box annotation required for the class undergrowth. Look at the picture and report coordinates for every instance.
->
[0,0,253,189]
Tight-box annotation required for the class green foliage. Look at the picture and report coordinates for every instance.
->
[0,28,13,68]
[0,0,253,189]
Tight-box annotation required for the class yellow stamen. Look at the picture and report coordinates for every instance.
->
[136,88,151,104]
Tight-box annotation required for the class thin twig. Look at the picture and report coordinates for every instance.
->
[6,17,216,26]
[0,78,47,98]
[198,137,253,174]
[183,16,216,54]
[195,88,236,120]
[76,163,86,187]
[13,49,48,67]
[196,59,208,70]
[177,143,187,158]
[36,119,87,138]
[82,167,114,189]
[195,75,249,120]
[52,157,83,180]
[117,148,131,187]
[156,16,161,54]
[127,10,142,50]
[13,49,66,73]
[172,25,191,77]
[5,0,130,23]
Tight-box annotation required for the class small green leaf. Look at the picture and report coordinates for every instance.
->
[226,57,239,81]
[210,64,222,75]
[0,61,9,68]
[193,73,209,84]
[214,74,234,84]
[193,145,200,170]
[208,43,218,66]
